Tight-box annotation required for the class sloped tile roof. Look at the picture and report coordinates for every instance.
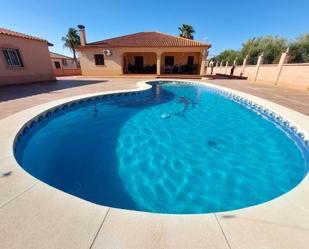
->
[0,27,53,46]
[84,32,210,48]
[50,52,73,60]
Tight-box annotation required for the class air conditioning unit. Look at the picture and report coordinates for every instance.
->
[103,49,112,56]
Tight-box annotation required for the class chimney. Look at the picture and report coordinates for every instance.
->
[78,25,86,46]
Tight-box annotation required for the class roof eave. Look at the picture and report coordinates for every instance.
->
[51,56,73,60]
[76,44,211,50]
[0,32,53,46]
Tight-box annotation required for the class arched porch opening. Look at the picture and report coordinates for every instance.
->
[160,52,201,75]
[123,52,157,74]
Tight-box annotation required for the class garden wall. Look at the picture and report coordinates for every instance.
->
[208,61,309,90]
[54,68,81,77]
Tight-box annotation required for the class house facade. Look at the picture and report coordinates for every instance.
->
[50,52,78,70]
[0,28,55,86]
[50,52,81,77]
[76,26,211,77]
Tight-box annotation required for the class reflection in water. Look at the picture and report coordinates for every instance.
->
[155,84,161,99]
[93,104,98,117]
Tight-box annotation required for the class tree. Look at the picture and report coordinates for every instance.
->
[62,28,80,64]
[289,34,309,63]
[241,36,287,64]
[178,24,195,40]
[211,50,243,65]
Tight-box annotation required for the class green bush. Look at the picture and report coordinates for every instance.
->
[211,50,243,65]
[212,35,291,65]
[241,36,287,64]
[289,34,309,63]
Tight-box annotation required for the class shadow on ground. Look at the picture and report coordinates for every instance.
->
[0,79,107,102]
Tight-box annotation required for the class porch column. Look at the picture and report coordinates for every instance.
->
[199,49,208,76]
[156,52,162,75]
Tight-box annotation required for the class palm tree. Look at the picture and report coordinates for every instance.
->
[62,28,80,64]
[178,24,195,40]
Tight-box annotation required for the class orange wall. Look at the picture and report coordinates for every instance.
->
[242,65,257,80]
[208,65,234,75]
[0,35,55,86]
[234,66,242,76]
[208,62,309,90]
[78,47,123,76]
[78,47,206,76]
[53,68,81,77]
[278,64,309,89]
[256,64,279,83]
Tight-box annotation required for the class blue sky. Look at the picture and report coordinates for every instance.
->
[1,0,308,57]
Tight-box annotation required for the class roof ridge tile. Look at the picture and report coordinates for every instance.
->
[84,31,210,48]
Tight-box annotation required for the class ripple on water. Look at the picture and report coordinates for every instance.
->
[117,83,308,213]
[15,82,309,214]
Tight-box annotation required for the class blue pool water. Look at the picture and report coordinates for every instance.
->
[15,81,309,214]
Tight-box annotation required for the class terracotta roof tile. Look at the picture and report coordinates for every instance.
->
[84,32,210,48]
[50,52,73,59]
[0,27,53,46]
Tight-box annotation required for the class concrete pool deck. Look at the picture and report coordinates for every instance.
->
[1,77,309,249]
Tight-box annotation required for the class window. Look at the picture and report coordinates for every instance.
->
[2,48,23,67]
[165,56,174,66]
[94,54,104,65]
[187,56,194,65]
[54,61,61,69]
[62,59,67,65]
[134,56,144,67]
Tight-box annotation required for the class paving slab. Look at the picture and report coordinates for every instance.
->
[217,197,309,249]
[92,208,230,249]
[0,183,108,249]
[284,178,309,214]
[0,156,36,207]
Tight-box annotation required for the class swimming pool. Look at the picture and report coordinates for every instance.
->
[14,81,309,214]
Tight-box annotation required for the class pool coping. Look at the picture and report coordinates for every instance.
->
[1,79,309,249]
